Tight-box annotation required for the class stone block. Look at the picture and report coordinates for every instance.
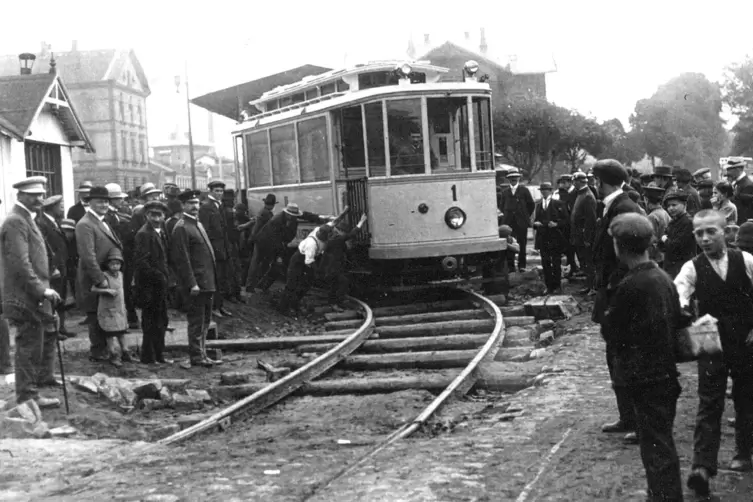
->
[141,399,166,412]
[536,330,555,348]
[265,366,291,383]
[494,347,532,362]
[72,377,99,395]
[151,424,180,440]
[99,383,123,406]
[502,326,535,348]
[206,349,222,361]
[49,425,78,438]
[186,389,212,403]
[133,381,162,400]
[177,414,210,431]
[159,387,173,405]
[544,295,582,319]
[533,320,556,336]
[529,348,547,359]
[172,394,204,412]
[220,372,253,386]
[523,297,549,320]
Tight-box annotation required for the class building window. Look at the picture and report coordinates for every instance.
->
[270,124,298,185]
[138,103,143,125]
[131,135,137,163]
[121,132,128,161]
[25,141,62,196]
[297,116,329,183]
[139,137,146,162]
[119,95,125,121]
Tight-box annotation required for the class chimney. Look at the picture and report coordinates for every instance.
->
[71,40,78,52]
[424,33,430,45]
[479,27,488,55]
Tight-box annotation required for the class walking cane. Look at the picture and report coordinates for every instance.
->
[56,331,69,415]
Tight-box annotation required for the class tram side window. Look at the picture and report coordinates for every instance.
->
[298,116,330,183]
[427,97,472,173]
[473,97,494,170]
[364,102,386,176]
[338,106,365,176]
[270,124,299,185]
[387,99,424,176]
[245,131,272,187]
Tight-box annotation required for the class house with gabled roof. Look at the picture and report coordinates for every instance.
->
[0,55,94,218]
[0,42,151,191]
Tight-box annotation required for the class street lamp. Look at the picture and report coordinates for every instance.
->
[175,62,197,190]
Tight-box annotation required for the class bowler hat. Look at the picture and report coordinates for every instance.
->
[283,203,301,216]
[653,166,673,177]
[263,194,278,205]
[143,200,168,214]
[42,194,63,208]
[178,189,201,203]
[592,159,628,186]
[539,182,553,190]
[208,180,226,189]
[83,186,110,202]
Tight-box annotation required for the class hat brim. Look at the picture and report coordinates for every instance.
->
[283,209,301,216]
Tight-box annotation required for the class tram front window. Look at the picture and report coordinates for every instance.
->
[387,99,424,176]
[427,97,472,173]
[473,97,494,170]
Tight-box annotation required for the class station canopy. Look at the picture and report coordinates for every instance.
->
[190,64,331,121]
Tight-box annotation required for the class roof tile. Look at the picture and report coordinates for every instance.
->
[0,73,55,134]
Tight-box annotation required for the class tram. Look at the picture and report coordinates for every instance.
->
[232,59,505,282]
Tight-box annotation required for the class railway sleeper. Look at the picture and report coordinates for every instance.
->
[324,309,488,331]
[297,334,490,354]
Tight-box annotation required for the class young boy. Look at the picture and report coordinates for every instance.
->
[660,190,696,278]
[91,248,131,367]
[604,212,686,501]
[674,209,753,496]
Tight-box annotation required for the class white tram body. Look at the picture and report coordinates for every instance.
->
[232,60,505,278]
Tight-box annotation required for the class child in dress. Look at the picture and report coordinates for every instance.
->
[91,248,131,367]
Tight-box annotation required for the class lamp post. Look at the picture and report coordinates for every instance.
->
[175,61,197,189]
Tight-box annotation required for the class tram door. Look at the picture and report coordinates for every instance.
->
[344,178,370,245]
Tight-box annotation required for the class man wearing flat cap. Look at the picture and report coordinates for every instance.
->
[590,158,642,439]
[674,168,702,216]
[0,177,62,408]
[693,168,712,186]
[76,186,123,361]
[170,190,218,367]
[725,159,753,224]
[499,168,535,272]
[199,180,232,317]
[603,212,685,501]
[36,194,73,337]
[66,180,93,223]
[133,200,172,365]
[658,190,695,279]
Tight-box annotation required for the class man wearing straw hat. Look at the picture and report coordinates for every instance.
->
[0,176,62,408]
[66,181,93,223]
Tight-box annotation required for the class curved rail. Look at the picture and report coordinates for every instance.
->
[158,295,375,445]
[306,290,505,497]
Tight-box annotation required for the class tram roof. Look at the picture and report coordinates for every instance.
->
[190,64,332,121]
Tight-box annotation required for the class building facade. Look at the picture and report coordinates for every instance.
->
[0,42,151,190]
[150,144,236,190]
[0,63,94,219]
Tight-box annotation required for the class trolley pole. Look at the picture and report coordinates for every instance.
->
[176,61,197,189]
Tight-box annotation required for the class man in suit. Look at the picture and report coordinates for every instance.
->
[554,173,578,277]
[533,182,569,294]
[130,183,163,237]
[674,168,702,216]
[199,180,232,317]
[75,186,123,361]
[587,170,599,199]
[36,194,73,337]
[105,183,138,329]
[171,190,218,368]
[0,177,61,408]
[591,159,642,441]
[499,168,535,272]
[66,180,92,223]
[726,158,753,224]
[244,193,278,292]
[166,199,184,311]
[133,201,171,365]
[570,171,598,294]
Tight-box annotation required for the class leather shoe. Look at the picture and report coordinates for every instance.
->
[157,358,174,365]
[623,432,638,444]
[190,359,213,368]
[212,309,224,319]
[166,326,175,333]
[728,417,736,426]
[602,420,633,433]
[687,467,710,496]
[35,396,61,409]
[39,378,61,387]
[219,308,233,317]
[729,457,753,472]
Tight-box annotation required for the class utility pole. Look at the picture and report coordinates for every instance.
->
[176,61,197,189]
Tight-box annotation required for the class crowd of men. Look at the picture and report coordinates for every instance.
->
[497,158,753,501]
[0,176,362,412]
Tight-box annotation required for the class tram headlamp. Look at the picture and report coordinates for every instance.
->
[395,63,413,78]
[445,207,466,229]
[464,60,479,77]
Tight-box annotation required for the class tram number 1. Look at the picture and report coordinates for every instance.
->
[450,184,457,202]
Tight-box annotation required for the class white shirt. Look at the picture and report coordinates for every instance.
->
[300,223,335,265]
[601,188,623,217]
[674,250,753,308]
[14,201,36,219]
[86,207,106,222]
[510,182,519,196]
[541,196,552,212]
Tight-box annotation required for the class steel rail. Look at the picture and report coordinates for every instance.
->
[305,290,505,498]
[158,295,374,445]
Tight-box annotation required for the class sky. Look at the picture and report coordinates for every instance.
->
[2,0,751,156]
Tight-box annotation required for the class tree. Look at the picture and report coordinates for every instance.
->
[558,112,611,172]
[723,55,753,156]
[629,73,726,170]
[493,97,564,181]
[599,118,644,167]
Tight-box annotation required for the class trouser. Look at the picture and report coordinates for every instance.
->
[123,262,138,323]
[141,294,168,363]
[87,312,108,359]
[606,348,636,428]
[105,334,125,362]
[50,276,68,331]
[575,245,594,289]
[246,243,277,291]
[186,292,213,362]
[629,380,684,502]
[8,318,53,403]
[280,252,313,312]
[0,317,11,373]
[213,260,229,310]
[507,226,528,270]
[566,243,578,271]
[481,252,510,296]
[693,355,753,475]
[540,247,563,291]
[327,272,350,304]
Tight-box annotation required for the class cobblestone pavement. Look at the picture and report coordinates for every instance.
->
[2,313,751,501]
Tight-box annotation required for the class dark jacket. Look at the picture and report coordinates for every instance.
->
[732,174,753,224]
[250,207,274,244]
[66,201,87,223]
[255,210,325,251]
[660,212,696,279]
[500,184,535,230]
[321,227,361,277]
[603,261,683,386]
[170,215,217,293]
[570,187,597,247]
[133,224,170,308]
[533,198,569,251]
[679,185,702,216]
[198,197,229,261]
[36,213,68,279]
